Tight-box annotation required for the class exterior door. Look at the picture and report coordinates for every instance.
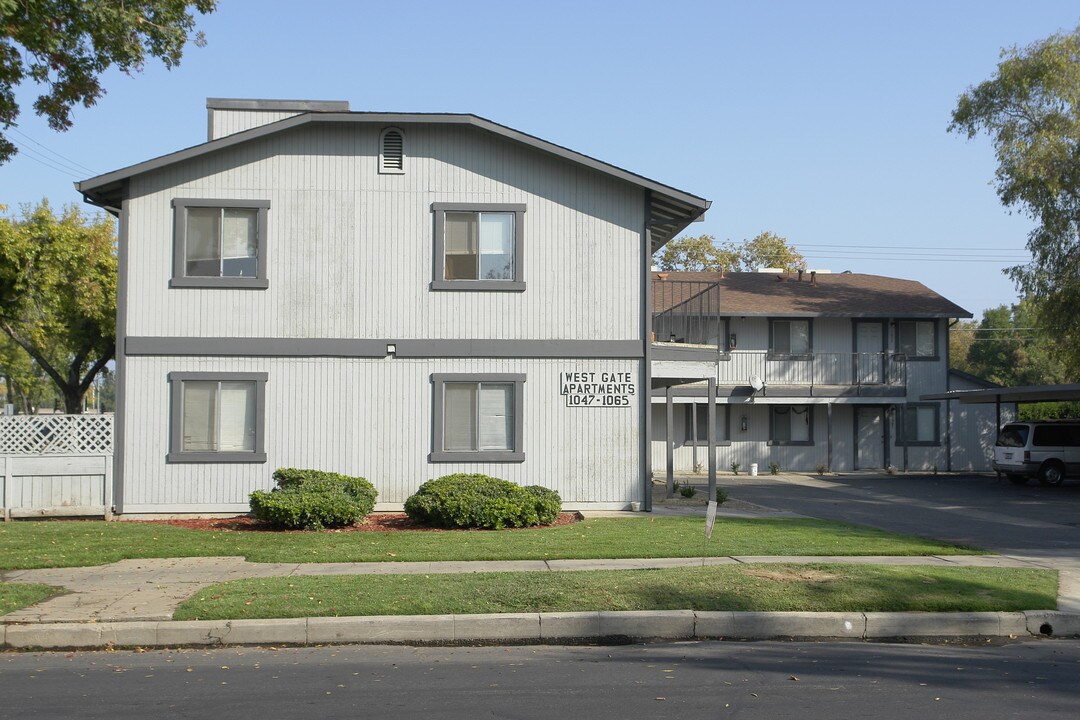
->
[856,407,885,469]
[855,321,884,384]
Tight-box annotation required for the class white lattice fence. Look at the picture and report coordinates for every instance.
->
[0,414,113,454]
[1,414,114,519]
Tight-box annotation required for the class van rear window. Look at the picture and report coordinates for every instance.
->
[996,425,1028,448]
[1032,424,1080,447]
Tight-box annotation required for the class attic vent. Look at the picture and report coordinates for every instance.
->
[379,127,404,174]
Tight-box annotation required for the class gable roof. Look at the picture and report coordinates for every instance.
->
[75,110,709,247]
[653,271,971,318]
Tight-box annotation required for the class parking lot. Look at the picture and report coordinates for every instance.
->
[720,472,1080,558]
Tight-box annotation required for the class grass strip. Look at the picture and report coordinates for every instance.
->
[0,517,985,571]
[0,583,60,616]
[173,565,1055,620]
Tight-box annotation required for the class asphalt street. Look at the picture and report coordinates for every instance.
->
[717,473,1080,558]
[2,640,1079,719]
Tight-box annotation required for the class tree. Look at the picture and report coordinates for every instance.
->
[655,231,806,272]
[0,0,216,163]
[739,231,807,271]
[949,27,1080,374]
[0,333,58,413]
[0,201,116,413]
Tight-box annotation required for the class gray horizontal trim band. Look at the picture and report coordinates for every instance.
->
[429,280,526,292]
[166,452,268,464]
[651,346,722,362]
[431,202,527,212]
[168,277,269,289]
[127,337,644,359]
[206,98,349,112]
[428,451,526,463]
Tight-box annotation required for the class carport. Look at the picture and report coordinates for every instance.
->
[922,383,1080,427]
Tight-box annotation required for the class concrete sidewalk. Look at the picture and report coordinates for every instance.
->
[3,552,1079,649]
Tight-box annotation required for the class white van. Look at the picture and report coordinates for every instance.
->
[993,421,1080,486]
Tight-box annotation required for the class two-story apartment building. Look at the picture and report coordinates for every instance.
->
[76,98,709,515]
[650,270,1005,476]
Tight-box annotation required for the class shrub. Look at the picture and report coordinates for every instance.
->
[679,485,697,498]
[715,486,729,504]
[249,468,377,530]
[769,462,781,475]
[404,474,562,529]
[730,462,741,475]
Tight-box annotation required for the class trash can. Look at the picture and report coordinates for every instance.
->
[750,463,758,476]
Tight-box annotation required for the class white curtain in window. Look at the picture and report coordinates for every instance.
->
[444,383,478,450]
[790,321,810,355]
[913,406,936,441]
[479,213,514,280]
[790,406,810,442]
[222,209,257,259]
[916,322,934,357]
[219,381,256,451]
[478,383,513,450]
[444,212,478,279]
[182,381,217,451]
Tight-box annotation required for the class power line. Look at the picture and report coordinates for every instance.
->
[796,242,1027,251]
[7,141,81,178]
[6,127,96,175]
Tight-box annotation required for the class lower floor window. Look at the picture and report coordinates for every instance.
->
[771,405,812,444]
[168,372,267,463]
[431,373,525,462]
[686,403,729,443]
[900,404,939,445]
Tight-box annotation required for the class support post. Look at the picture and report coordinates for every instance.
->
[708,377,717,502]
[826,403,833,472]
[666,386,674,499]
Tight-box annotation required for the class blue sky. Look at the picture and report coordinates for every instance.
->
[2,0,1077,319]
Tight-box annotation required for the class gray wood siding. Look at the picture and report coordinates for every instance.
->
[121,356,641,512]
[123,124,643,342]
[210,110,303,140]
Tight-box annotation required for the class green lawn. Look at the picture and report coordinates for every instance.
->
[0,583,60,616]
[0,517,985,570]
[173,565,1056,620]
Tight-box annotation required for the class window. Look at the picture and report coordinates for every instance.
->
[431,203,526,291]
[379,127,404,174]
[172,199,270,289]
[167,372,267,463]
[770,319,811,357]
[899,403,939,446]
[685,403,730,444]
[769,405,813,445]
[431,373,525,462]
[897,320,936,359]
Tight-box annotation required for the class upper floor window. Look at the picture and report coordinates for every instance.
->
[167,372,268,463]
[431,203,526,291]
[171,199,270,289]
[379,127,404,174]
[897,320,937,359]
[770,319,811,358]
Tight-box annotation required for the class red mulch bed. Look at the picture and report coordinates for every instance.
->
[137,512,580,533]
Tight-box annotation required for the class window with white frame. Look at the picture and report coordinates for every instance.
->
[897,320,936,359]
[431,203,526,290]
[770,405,812,445]
[900,403,939,445]
[167,372,267,463]
[686,403,730,443]
[431,374,525,462]
[770,319,811,356]
[172,199,270,288]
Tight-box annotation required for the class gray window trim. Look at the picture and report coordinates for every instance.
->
[167,371,268,463]
[379,126,405,174]
[895,318,939,361]
[767,317,813,361]
[431,202,526,291]
[171,198,271,289]
[430,372,526,462]
[897,402,941,447]
[684,403,732,446]
[767,404,815,446]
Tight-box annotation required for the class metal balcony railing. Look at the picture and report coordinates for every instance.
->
[652,279,723,346]
[716,351,907,388]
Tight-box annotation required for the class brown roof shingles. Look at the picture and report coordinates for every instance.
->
[653,271,971,318]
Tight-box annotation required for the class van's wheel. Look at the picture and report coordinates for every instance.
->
[1038,461,1066,486]
[1007,474,1029,485]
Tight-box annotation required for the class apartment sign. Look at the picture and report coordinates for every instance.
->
[560,371,636,407]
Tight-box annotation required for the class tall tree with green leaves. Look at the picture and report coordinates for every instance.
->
[0,201,116,413]
[655,232,806,272]
[949,27,1080,374]
[0,0,216,163]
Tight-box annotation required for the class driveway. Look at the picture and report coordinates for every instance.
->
[715,473,1080,559]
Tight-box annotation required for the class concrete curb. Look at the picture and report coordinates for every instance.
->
[3,610,1078,650]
